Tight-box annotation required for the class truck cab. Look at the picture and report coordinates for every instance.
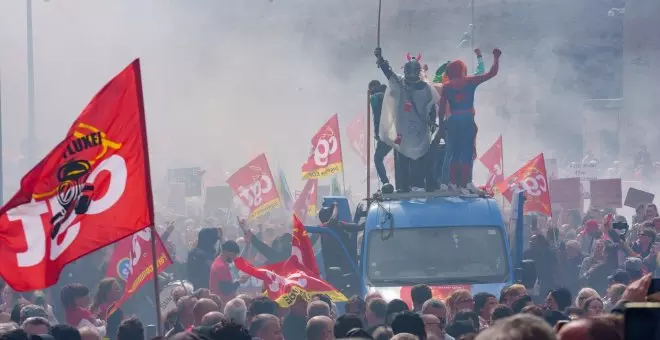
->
[307,190,535,305]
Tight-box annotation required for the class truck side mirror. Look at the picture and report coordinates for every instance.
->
[516,259,537,289]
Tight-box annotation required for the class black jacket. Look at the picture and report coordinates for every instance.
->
[186,228,219,289]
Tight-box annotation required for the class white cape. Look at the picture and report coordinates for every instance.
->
[378,74,440,160]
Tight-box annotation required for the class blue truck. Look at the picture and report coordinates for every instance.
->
[305,190,536,304]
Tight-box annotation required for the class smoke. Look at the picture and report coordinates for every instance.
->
[0,0,633,196]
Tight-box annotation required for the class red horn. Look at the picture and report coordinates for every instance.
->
[417,53,422,62]
[406,53,411,61]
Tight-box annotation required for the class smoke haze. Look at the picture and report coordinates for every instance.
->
[0,0,643,197]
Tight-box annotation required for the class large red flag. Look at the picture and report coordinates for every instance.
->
[234,256,346,307]
[346,113,394,179]
[496,153,552,216]
[226,154,281,220]
[292,179,317,221]
[0,59,154,291]
[106,228,172,317]
[301,114,344,179]
[291,214,320,276]
[479,135,504,188]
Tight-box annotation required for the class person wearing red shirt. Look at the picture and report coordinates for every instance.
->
[209,241,247,304]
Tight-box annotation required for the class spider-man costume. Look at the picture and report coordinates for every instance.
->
[438,49,501,188]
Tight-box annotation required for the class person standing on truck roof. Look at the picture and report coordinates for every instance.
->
[368,80,395,194]
[374,47,439,192]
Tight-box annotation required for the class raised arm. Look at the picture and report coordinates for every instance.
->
[375,47,395,79]
[468,48,501,85]
[473,49,485,75]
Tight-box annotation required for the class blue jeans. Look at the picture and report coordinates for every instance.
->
[441,114,476,186]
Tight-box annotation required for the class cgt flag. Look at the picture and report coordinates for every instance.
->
[496,153,552,216]
[234,256,346,308]
[292,179,317,221]
[480,135,504,188]
[227,154,281,220]
[291,214,319,276]
[301,114,344,179]
[0,59,154,291]
[106,228,172,317]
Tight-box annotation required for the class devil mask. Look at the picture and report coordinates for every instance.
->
[403,53,422,83]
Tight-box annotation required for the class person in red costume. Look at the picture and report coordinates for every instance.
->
[438,49,501,192]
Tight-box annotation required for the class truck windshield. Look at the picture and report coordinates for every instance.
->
[366,226,508,285]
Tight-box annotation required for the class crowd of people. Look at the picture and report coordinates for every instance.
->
[0,198,659,340]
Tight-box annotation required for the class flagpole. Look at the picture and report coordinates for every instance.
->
[133,59,163,337]
[366,91,372,200]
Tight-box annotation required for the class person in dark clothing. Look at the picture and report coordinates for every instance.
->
[187,228,220,290]
[523,234,557,302]
[369,80,394,192]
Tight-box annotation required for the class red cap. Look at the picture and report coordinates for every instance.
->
[584,219,599,233]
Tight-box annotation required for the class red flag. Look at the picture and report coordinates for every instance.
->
[106,228,172,317]
[301,114,344,179]
[292,179,317,221]
[227,154,281,220]
[496,153,552,216]
[479,135,504,188]
[0,59,154,291]
[234,256,346,307]
[291,214,319,276]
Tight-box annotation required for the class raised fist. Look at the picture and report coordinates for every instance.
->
[493,48,502,58]
[474,48,482,57]
[374,47,382,59]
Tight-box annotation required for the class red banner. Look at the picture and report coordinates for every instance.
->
[0,59,153,291]
[227,154,281,220]
[234,256,346,308]
[292,179,317,221]
[291,214,319,276]
[479,135,504,188]
[496,153,552,216]
[301,114,344,179]
[107,228,172,316]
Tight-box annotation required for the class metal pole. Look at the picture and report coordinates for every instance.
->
[470,0,475,70]
[366,92,372,199]
[149,226,163,336]
[377,0,382,48]
[26,0,36,165]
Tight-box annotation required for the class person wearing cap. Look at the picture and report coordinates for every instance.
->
[624,257,644,281]
[578,219,601,254]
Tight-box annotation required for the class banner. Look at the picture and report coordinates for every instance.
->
[624,187,655,209]
[168,167,203,197]
[479,135,504,188]
[590,178,622,208]
[567,162,598,198]
[107,228,172,316]
[497,153,552,216]
[549,178,582,211]
[292,179,318,221]
[234,256,346,308]
[227,154,281,219]
[301,114,344,179]
[0,59,153,291]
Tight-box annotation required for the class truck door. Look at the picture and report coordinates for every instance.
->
[306,226,362,298]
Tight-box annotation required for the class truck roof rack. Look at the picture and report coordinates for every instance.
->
[374,188,492,201]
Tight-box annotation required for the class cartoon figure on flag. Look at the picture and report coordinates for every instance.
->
[0,60,154,291]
